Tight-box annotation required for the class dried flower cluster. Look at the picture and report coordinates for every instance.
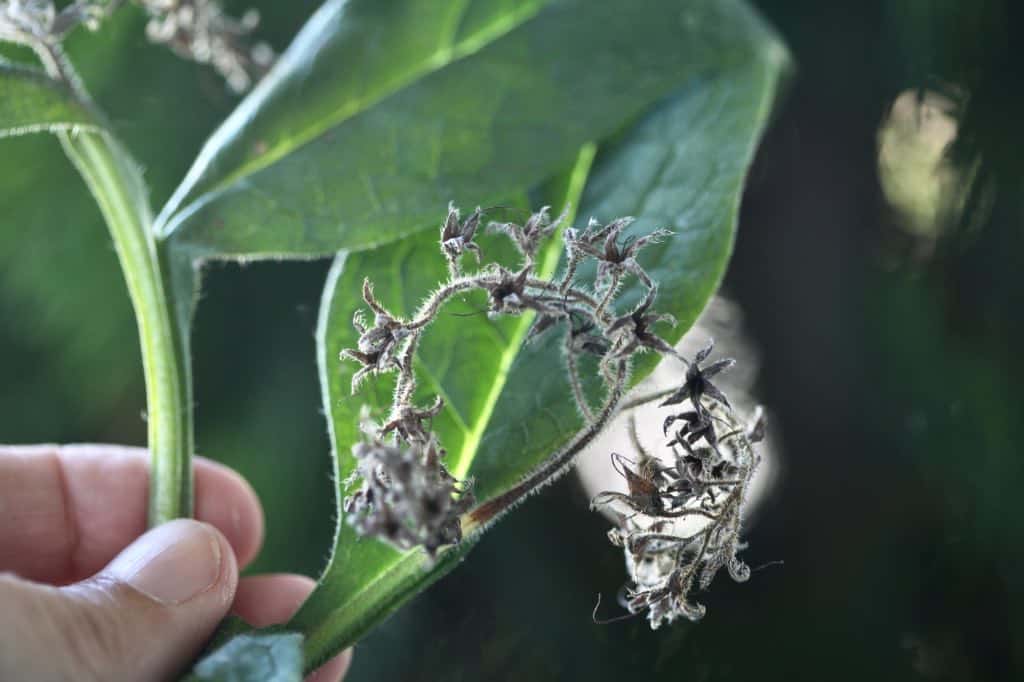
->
[0,0,272,93]
[340,203,678,556]
[344,410,474,556]
[340,202,764,627]
[0,0,105,45]
[591,343,766,628]
[139,0,273,93]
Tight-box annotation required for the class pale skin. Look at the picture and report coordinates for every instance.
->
[0,444,350,682]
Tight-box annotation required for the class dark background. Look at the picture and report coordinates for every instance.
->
[1,2,1021,680]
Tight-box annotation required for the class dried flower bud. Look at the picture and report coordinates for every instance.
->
[379,395,444,445]
[341,279,410,392]
[660,340,735,419]
[564,216,671,287]
[488,205,567,261]
[605,296,678,358]
[440,203,483,273]
[1,1,272,92]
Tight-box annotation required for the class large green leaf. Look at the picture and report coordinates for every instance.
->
[289,12,788,670]
[156,0,775,259]
[0,60,100,138]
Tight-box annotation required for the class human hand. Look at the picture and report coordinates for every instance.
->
[0,444,350,681]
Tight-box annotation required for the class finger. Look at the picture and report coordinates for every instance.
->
[232,574,318,627]
[233,574,352,682]
[0,444,264,584]
[0,519,238,682]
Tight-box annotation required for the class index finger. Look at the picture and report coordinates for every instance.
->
[0,444,264,585]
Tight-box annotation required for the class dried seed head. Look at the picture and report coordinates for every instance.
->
[344,422,474,557]
[139,0,273,93]
[440,203,483,273]
[592,347,764,628]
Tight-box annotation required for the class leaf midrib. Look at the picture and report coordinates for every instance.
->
[160,0,548,234]
[449,144,596,480]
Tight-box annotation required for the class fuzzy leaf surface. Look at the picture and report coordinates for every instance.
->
[288,4,789,668]
[158,0,775,259]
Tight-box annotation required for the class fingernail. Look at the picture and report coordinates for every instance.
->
[107,519,223,604]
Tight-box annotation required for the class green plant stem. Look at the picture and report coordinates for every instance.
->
[29,35,194,523]
[59,129,193,524]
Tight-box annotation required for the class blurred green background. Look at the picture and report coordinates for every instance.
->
[1,1,1021,680]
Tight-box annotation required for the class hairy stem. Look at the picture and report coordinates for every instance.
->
[671,486,741,596]
[595,271,621,319]
[565,332,596,422]
[30,39,91,105]
[465,358,629,532]
[28,39,194,523]
[617,386,677,412]
[59,128,193,523]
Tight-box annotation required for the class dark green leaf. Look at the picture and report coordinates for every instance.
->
[181,631,304,682]
[0,59,100,138]
[157,0,776,259]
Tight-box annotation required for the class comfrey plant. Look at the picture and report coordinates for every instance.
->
[0,0,788,678]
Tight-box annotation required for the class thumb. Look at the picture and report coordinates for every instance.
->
[0,519,238,682]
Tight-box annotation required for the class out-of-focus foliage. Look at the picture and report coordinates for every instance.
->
[0,1,335,577]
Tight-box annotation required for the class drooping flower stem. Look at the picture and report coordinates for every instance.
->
[463,357,630,533]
